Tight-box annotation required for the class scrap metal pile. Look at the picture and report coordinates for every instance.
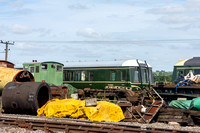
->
[157,107,200,126]
[76,86,164,123]
[1,67,200,128]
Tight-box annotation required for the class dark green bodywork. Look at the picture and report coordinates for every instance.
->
[172,65,200,81]
[63,66,153,90]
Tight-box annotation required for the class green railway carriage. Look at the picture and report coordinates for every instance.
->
[63,59,153,91]
[23,61,64,86]
[172,57,200,82]
[153,57,200,102]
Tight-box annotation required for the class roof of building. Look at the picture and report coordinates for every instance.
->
[63,59,152,68]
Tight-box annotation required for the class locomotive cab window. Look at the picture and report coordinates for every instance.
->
[57,65,62,71]
[36,66,39,73]
[24,66,28,70]
[30,66,34,73]
[41,64,48,70]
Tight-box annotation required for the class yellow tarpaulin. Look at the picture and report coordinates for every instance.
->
[37,99,125,122]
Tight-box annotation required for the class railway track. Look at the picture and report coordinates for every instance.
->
[0,114,199,133]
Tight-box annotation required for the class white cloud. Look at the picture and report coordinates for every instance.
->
[185,0,200,8]
[148,6,186,14]
[9,0,24,8]
[0,23,6,29]
[33,28,52,37]
[16,8,32,15]
[0,24,7,36]
[170,24,200,31]
[77,28,102,39]
[0,0,8,2]
[159,15,199,24]
[147,1,200,25]
[10,24,31,34]
[68,4,88,10]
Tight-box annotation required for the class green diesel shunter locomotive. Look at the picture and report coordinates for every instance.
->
[23,61,64,86]
[63,59,153,90]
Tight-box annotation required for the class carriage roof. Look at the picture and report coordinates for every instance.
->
[63,59,152,68]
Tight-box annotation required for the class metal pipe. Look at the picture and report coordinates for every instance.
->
[2,82,52,115]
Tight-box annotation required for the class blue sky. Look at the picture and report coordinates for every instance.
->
[0,0,200,71]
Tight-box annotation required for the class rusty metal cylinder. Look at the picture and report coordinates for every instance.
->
[2,82,52,115]
[0,67,34,95]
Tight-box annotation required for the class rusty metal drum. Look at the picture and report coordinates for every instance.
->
[2,82,52,115]
[0,67,34,95]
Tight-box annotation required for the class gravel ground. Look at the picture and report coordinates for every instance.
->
[1,122,200,133]
[0,125,45,133]
[0,124,67,133]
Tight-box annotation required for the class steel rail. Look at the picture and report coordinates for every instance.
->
[0,114,197,133]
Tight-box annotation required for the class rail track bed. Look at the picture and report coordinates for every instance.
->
[0,114,200,133]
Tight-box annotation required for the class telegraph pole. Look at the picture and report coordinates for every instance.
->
[0,40,14,61]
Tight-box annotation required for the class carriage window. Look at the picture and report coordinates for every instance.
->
[149,70,153,83]
[57,65,62,71]
[177,70,184,79]
[75,71,81,81]
[63,71,69,81]
[111,71,116,81]
[70,72,74,81]
[81,71,86,81]
[36,66,39,73]
[194,69,200,75]
[121,70,126,81]
[89,72,94,81]
[141,69,147,83]
[41,64,48,70]
[133,70,139,83]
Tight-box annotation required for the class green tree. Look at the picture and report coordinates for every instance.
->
[153,71,172,83]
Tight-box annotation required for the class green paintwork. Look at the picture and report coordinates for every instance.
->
[172,65,200,81]
[63,66,153,90]
[22,61,153,91]
[23,61,64,86]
